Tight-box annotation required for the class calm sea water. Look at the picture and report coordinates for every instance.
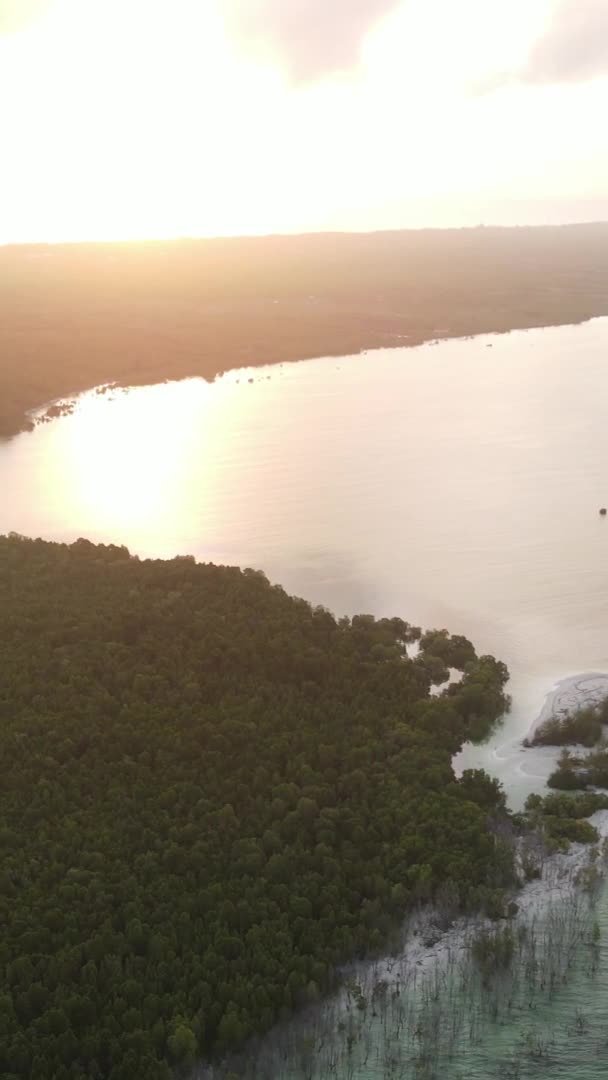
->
[4,317,608,1076]
[5,317,608,802]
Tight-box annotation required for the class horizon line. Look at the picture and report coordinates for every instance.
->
[2,218,608,251]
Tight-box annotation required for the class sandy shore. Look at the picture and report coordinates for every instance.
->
[386,678,608,997]
[356,677,608,997]
[526,671,608,742]
[368,807,608,987]
[198,752,608,1076]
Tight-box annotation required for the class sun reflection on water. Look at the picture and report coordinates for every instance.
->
[51,383,207,534]
[33,376,266,555]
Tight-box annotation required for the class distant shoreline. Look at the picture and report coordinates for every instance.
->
[2,222,608,439]
[20,316,608,438]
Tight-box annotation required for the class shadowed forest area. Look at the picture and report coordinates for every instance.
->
[2,222,608,438]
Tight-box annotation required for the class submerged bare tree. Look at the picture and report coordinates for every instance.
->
[193,840,608,1079]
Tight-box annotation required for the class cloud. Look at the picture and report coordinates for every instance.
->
[0,0,52,35]
[225,0,400,82]
[467,70,514,97]
[522,0,608,84]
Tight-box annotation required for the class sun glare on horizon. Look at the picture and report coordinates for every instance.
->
[0,0,607,243]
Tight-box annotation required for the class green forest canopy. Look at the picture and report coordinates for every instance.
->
[0,534,513,1078]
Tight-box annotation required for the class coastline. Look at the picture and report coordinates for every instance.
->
[202,673,608,1075]
[200,813,608,1078]
[8,314,608,443]
[3,223,608,439]
[354,804,608,993]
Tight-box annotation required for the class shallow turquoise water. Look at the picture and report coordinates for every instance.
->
[213,856,608,1079]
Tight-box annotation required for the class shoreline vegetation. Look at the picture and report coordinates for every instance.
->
[549,746,608,792]
[525,700,608,749]
[522,673,608,792]
[201,811,608,1078]
[2,222,608,439]
[1,537,606,1078]
[0,533,516,1078]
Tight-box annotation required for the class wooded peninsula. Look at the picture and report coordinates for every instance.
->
[0,534,514,1078]
[2,222,608,438]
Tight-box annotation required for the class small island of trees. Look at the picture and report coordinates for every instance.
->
[526,699,608,750]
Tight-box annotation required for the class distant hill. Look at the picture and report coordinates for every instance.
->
[1,222,608,437]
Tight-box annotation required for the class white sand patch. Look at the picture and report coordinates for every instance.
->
[526,671,608,742]
[364,808,608,989]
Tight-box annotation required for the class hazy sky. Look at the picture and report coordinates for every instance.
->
[1,0,607,242]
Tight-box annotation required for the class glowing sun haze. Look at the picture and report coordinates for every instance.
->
[1,0,607,243]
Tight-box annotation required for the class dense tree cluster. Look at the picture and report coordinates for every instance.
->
[548,745,608,791]
[526,700,608,750]
[523,790,608,849]
[0,535,512,1078]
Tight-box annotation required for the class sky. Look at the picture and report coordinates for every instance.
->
[0,0,607,243]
